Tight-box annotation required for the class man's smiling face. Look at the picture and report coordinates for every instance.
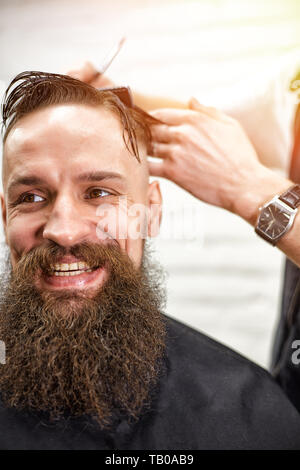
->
[1,103,162,295]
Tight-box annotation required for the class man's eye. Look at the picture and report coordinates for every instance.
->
[19,193,45,203]
[86,188,111,199]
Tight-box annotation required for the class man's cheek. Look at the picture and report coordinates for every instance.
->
[6,221,34,264]
[96,200,148,241]
[96,203,125,241]
[127,203,148,240]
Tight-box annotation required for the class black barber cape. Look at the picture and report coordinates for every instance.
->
[0,315,300,450]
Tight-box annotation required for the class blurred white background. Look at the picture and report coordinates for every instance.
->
[1,0,300,367]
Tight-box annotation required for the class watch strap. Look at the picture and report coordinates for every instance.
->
[279,184,300,209]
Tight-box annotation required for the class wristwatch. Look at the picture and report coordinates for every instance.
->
[255,184,300,246]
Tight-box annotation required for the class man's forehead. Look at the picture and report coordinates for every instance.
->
[4,103,125,153]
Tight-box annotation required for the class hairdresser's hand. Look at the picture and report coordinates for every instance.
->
[149,98,290,223]
[66,61,114,88]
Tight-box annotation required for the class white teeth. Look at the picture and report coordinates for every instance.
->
[69,262,78,270]
[50,261,91,272]
[53,269,90,277]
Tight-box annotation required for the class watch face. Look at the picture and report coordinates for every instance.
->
[258,202,291,241]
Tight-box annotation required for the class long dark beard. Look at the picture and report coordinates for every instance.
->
[0,241,166,429]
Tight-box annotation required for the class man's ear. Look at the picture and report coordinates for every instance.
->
[147,180,162,237]
[0,193,7,244]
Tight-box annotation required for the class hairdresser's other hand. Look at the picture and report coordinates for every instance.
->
[149,98,288,222]
[66,61,114,88]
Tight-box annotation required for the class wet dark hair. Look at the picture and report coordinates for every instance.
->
[1,71,158,162]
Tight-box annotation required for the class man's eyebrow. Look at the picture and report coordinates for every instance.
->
[75,171,126,183]
[7,176,46,193]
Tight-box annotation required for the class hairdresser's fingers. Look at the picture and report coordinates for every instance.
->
[150,101,233,126]
[66,61,115,89]
[66,61,99,84]
[152,124,195,148]
[147,161,167,178]
[189,97,235,123]
[188,97,221,118]
[149,108,199,126]
[90,74,115,89]
[151,124,174,143]
[150,142,175,159]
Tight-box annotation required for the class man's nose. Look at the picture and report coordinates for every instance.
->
[42,197,90,247]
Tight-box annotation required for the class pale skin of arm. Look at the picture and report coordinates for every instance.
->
[66,62,300,267]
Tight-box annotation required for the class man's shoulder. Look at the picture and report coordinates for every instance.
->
[136,314,300,449]
[164,314,273,382]
[163,314,291,398]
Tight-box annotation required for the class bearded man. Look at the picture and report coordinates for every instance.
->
[0,71,299,450]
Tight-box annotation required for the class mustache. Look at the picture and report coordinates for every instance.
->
[12,241,134,281]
